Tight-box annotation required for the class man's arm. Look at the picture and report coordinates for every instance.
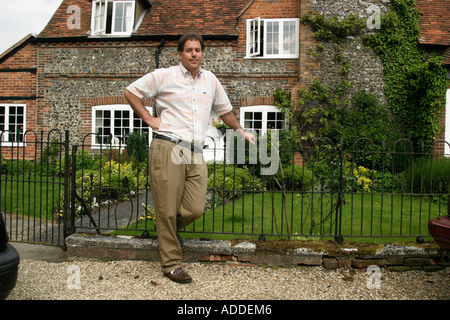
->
[219,111,256,145]
[124,89,161,130]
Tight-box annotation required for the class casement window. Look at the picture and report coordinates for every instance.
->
[91,105,152,147]
[0,104,26,144]
[91,0,136,36]
[246,18,299,59]
[240,106,287,135]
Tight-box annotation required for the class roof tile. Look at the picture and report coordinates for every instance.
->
[39,0,249,39]
[416,0,450,46]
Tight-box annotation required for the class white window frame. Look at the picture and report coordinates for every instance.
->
[247,17,261,57]
[91,105,152,148]
[92,0,107,34]
[246,18,299,59]
[0,104,26,146]
[112,1,135,35]
[91,0,136,36]
[239,105,287,136]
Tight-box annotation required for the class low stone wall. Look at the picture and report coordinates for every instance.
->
[65,233,449,272]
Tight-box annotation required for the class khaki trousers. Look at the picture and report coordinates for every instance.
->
[148,138,207,273]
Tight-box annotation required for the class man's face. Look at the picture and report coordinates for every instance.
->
[179,39,203,75]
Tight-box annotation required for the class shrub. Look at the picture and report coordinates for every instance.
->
[275,165,314,191]
[74,159,147,215]
[125,130,148,163]
[207,163,264,200]
[0,158,34,175]
[405,156,450,194]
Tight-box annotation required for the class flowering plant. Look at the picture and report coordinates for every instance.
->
[211,117,228,130]
[140,203,155,221]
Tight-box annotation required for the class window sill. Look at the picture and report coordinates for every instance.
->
[244,56,299,60]
[0,142,26,147]
[88,34,133,39]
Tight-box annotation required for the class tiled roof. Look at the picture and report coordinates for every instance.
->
[38,0,249,39]
[39,0,92,38]
[416,0,450,46]
[136,0,249,36]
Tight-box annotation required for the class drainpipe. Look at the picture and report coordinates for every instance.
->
[155,38,165,69]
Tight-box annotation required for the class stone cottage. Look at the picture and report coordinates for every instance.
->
[0,0,448,160]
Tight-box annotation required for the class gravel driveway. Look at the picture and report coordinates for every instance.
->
[7,258,449,300]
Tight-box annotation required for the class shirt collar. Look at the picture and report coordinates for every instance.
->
[179,63,203,78]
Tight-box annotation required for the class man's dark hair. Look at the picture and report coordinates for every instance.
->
[177,33,205,52]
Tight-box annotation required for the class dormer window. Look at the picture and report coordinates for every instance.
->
[91,0,146,36]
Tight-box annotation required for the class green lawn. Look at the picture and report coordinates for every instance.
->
[0,175,65,221]
[121,191,445,242]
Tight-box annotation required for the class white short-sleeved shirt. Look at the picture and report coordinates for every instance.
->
[126,63,233,149]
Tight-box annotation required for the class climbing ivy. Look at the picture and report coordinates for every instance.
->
[363,0,448,151]
[300,11,366,41]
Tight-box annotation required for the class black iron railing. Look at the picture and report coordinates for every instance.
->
[1,129,449,247]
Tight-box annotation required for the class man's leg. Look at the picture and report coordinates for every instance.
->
[148,139,185,274]
[177,154,208,231]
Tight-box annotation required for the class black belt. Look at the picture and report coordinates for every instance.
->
[153,134,200,153]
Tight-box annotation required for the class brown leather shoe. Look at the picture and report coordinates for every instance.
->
[164,267,192,284]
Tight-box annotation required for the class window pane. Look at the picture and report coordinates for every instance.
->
[282,21,296,55]
[243,112,255,130]
[132,112,150,144]
[114,2,133,33]
[0,106,5,132]
[93,0,106,33]
[266,21,279,55]
[124,3,133,32]
[116,2,123,16]
[113,110,130,143]
[114,3,124,33]
[250,19,260,56]
[95,110,109,144]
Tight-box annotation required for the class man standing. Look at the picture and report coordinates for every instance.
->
[125,33,255,283]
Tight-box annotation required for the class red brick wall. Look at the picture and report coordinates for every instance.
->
[235,0,320,107]
[0,41,38,160]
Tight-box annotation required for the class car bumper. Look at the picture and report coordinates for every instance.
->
[0,243,20,300]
